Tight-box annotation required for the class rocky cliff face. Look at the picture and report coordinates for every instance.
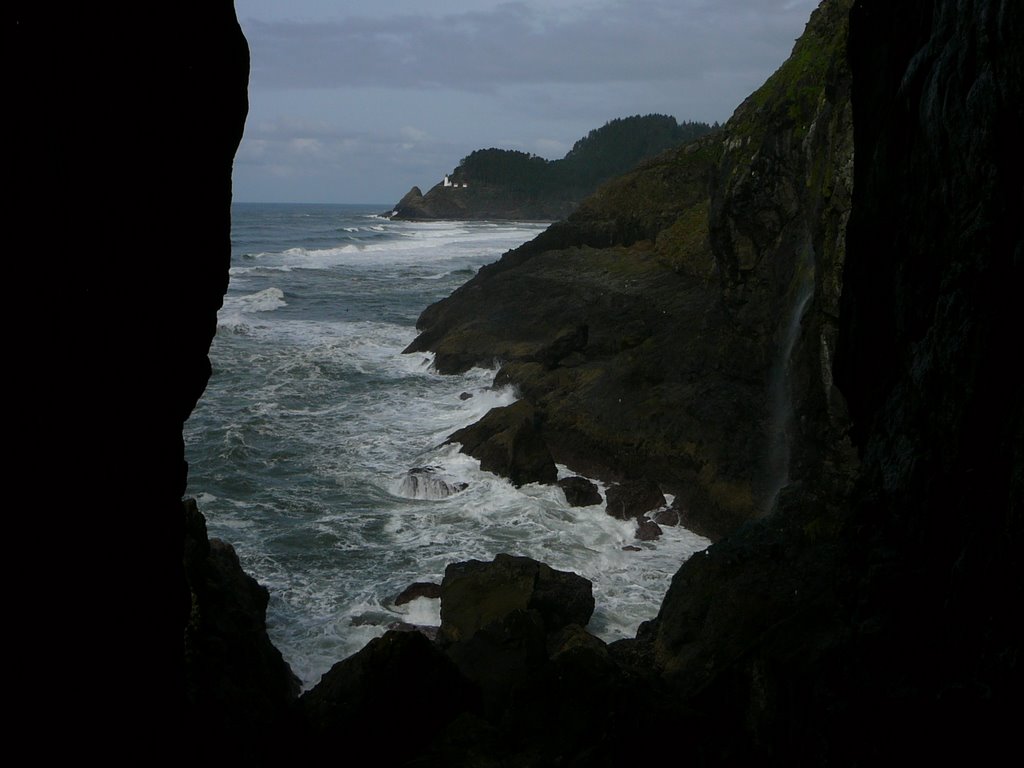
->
[407,0,855,538]
[645,0,1022,762]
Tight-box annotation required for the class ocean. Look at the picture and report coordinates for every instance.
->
[184,202,711,690]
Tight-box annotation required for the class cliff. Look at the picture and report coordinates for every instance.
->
[406,0,855,539]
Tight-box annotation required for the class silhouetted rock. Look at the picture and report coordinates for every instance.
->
[295,631,480,763]
[399,467,468,499]
[183,499,300,754]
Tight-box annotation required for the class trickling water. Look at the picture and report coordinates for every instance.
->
[763,249,815,513]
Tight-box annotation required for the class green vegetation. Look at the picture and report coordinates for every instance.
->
[451,115,715,202]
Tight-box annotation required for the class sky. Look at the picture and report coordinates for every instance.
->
[232,0,822,204]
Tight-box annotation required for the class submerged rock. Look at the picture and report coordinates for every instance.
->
[397,466,468,499]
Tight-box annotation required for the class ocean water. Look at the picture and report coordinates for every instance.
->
[184,202,710,690]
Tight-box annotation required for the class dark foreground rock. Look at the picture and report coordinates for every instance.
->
[439,553,595,643]
[139,0,1020,765]
[183,499,300,756]
[294,630,481,764]
[288,554,673,765]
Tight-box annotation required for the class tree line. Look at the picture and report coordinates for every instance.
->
[450,115,716,200]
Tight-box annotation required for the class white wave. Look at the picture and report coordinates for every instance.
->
[225,286,286,313]
[227,221,549,273]
[216,287,287,332]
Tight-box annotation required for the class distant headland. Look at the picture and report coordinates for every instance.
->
[388,114,715,221]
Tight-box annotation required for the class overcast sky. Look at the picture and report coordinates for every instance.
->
[232,0,821,204]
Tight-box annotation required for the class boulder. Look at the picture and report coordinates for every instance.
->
[651,506,681,526]
[635,518,663,541]
[447,400,557,487]
[439,554,594,644]
[604,479,666,520]
[557,476,603,507]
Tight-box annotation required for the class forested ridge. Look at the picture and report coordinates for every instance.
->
[392,114,715,219]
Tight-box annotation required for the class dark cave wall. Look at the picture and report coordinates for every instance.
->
[835,0,1023,749]
[643,2,1022,762]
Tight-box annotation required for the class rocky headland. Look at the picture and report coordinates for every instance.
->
[69,0,1020,763]
[390,115,714,221]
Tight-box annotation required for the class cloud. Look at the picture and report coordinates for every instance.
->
[231,0,822,202]
[244,0,818,92]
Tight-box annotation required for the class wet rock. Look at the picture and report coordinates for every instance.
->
[557,476,603,507]
[447,400,557,487]
[398,467,468,499]
[395,581,443,605]
[459,391,474,400]
[635,518,663,541]
[605,479,666,520]
[652,506,681,526]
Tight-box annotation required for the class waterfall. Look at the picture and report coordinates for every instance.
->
[763,251,815,514]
